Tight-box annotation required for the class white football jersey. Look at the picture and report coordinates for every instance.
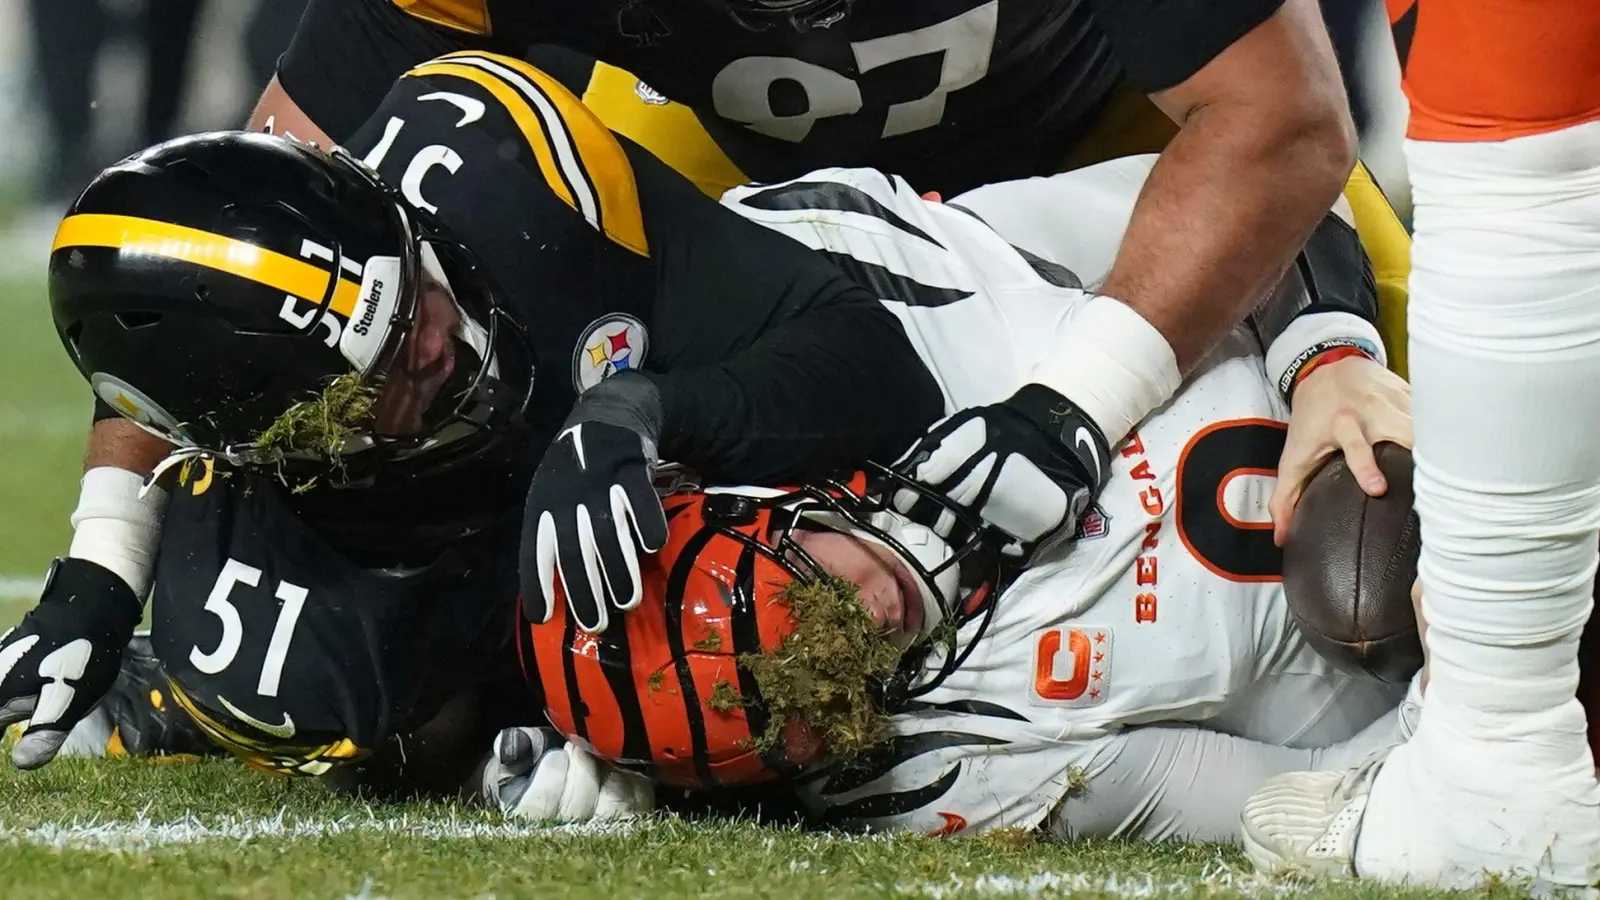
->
[721,164,1403,836]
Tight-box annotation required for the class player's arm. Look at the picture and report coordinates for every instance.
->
[0,408,171,769]
[891,41,1356,559]
[1088,0,1356,368]
[249,0,503,146]
[344,50,941,481]
[1256,206,1385,401]
[630,146,946,483]
[1260,208,1412,542]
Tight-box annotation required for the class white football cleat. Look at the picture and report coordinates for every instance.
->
[1240,749,1387,878]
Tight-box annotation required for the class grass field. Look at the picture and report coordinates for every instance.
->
[0,276,1545,899]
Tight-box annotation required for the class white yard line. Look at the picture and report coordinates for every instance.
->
[0,406,94,439]
[0,576,42,601]
[899,864,1316,899]
[0,810,642,852]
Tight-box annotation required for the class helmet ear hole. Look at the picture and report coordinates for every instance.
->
[703,493,760,525]
[113,311,163,330]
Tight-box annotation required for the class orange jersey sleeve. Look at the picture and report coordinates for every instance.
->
[1388,0,1600,142]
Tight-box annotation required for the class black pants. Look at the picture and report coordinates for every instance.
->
[29,0,203,200]
[1319,0,1375,139]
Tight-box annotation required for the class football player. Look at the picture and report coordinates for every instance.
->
[1239,1,1600,889]
[490,158,1417,836]
[7,58,1381,796]
[0,52,948,782]
[251,0,1419,574]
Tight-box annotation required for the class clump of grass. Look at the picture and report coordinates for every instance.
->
[707,680,741,714]
[693,631,723,652]
[252,372,380,490]
[738,576,902,762]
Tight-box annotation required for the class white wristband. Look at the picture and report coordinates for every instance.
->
[1029,294,1181,446]
[1264,311,1385,401]
[67,466,169,599]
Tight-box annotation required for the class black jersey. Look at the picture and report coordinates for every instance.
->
[340,52,943,488]
[280,0,1284,193]
[148,463,525,776]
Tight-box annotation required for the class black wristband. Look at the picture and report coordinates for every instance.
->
[1007,383,1113,488]
[42,557,144,633]
[565,372,665,446]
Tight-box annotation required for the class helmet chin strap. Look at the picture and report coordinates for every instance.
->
[139,445,213,499]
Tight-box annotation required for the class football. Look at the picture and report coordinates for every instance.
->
[1282,442,1424,684]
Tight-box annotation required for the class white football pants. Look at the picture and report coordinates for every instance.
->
[1355,119,1600,887]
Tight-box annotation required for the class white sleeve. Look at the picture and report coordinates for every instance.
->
[1048,708,1399,843]
[944,155,1158,290]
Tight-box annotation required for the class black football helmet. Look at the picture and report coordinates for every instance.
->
[48,131,534,483]
[717,0,858,30]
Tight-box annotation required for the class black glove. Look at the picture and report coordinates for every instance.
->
[0,557,142,769]
[892,383,1111,558]
[522,373,670,634]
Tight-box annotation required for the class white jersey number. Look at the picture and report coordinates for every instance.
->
[188,558,310,699]
[1170,418,1287,583]
[711,1,999,142]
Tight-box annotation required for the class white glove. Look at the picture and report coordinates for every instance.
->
[481,726,654,823]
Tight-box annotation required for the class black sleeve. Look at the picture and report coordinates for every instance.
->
[340,54,941,483]
[277,0,504,144]
[1247,211,1379,347]
[341,53,657,408]
[627,144,945,484]
[1087,0,1286,93]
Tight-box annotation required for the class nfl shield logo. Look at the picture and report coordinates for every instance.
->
[634,81,669,106]
[1074,504,1111,541]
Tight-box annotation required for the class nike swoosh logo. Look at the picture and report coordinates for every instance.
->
[416,91,487,128]
[217,694,296,740]
[1075,427,1103,483]
[0,634,39,687]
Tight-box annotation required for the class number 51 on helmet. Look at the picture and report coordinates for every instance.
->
[48,131,535,482]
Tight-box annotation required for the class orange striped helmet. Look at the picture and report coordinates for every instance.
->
[516,467,1002,789]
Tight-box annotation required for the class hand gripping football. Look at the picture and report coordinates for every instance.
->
[1282,442,1423,684]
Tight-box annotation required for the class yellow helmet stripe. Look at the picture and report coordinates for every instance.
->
[53,213,362,319]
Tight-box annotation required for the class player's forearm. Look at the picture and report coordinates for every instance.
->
[72,417,173,596]
[84,417,177,475]
[652,298,945,483]
[1098,98,1356,374]
[247,76,338,148]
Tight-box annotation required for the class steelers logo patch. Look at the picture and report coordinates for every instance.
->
[571,314,649,392]
[90,372,192,443]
